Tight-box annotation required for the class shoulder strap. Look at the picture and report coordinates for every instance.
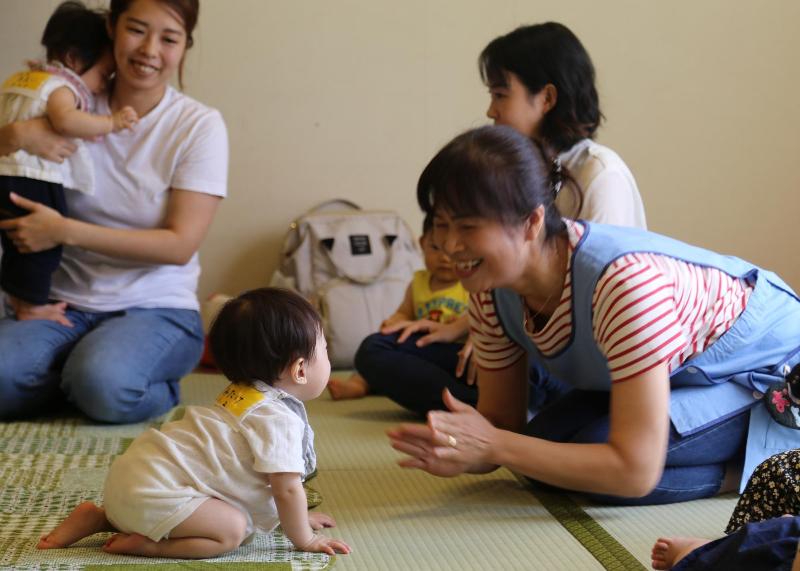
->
[492,288,536,355]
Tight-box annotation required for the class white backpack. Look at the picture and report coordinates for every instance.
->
[270,199,423,368]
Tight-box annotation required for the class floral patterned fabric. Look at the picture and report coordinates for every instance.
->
[726,449,800,534]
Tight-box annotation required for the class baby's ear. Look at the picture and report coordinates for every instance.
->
[290,357,308,385]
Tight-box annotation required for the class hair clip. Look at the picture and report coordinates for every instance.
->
[552,157,563,198]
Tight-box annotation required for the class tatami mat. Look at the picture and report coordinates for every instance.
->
[316,470,600,570]
[181,373,733,570]
[582,494,739,568]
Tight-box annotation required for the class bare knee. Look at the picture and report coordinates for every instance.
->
[172,498,249,553]
[217,508,248,551]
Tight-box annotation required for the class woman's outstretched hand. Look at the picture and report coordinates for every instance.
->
[388,389,499,477]
[0,193,66,252]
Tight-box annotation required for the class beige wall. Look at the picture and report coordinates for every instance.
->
[2,0,799,299]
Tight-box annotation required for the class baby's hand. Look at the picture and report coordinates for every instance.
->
[308,511,337,530]
[111,106,139,132]
[299,533,351,555]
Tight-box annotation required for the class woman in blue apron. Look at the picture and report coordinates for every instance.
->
[388,125,800,504]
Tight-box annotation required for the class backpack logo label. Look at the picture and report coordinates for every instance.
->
[349,234,372,256]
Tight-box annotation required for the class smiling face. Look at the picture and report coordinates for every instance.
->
[486,72,551,139]
[110,0,187,98]
[432,210,528,293]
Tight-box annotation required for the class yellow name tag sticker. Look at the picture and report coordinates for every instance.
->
[216,384,265,417]
[2,71,51,92]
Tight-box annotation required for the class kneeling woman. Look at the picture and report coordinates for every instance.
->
[388,125,800,504]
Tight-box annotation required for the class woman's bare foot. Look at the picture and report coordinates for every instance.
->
[37,501,113,549]
[651,537,710,570]
[328,374,369,400]
[103,532,153,556]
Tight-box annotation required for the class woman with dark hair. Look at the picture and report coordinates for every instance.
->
[0,0,228,424]
[481,22,646,227]
[388,125,800,505]
[378,23,647,416]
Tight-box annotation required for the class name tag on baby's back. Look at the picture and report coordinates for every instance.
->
[2,71,50,94]
[216,384,265,417]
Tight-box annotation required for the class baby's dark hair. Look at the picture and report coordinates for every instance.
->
[422,212,434,237]
[42,1,111,74]
[208,288,323,385]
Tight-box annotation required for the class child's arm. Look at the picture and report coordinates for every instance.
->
[46,86,138,139]
[268,472,351,555]
[379,283,415,332]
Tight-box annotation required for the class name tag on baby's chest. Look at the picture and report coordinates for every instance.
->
[216,384,265,417]
[2,71,50,95]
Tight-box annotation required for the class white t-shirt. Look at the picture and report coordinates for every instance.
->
[556,139,647,229]
[103,382,314,541]
[50,87,228,311]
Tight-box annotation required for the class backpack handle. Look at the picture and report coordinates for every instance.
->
[322,234,400,285]
[306,198,361,215]
[281,199,362,258]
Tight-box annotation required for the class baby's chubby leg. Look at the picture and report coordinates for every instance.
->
[103,498,248,559]
[38,501,114,549]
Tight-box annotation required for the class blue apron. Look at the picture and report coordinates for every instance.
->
[494,222,800,490]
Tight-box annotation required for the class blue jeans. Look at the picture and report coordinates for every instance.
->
[526,389,750,505]
[0,307,203,423]
[354,332,476,415]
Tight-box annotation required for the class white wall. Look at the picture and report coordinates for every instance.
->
[2,0,799,298]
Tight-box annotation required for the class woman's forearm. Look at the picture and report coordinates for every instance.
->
[62,190,221,265]
[0,123,22,157]
[490,429,661,497]
[0,118,76,162]
[63,218,197,265]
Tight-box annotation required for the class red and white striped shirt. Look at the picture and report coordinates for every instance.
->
[470,221,754,383]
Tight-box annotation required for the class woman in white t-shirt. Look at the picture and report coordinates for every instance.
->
[404,23,648,414]
[481,22,646,228]
[0,0,228,423]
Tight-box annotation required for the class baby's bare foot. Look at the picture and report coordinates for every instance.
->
[37,501,111,549]
[651,536,710,570]
[103,532,153,556]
